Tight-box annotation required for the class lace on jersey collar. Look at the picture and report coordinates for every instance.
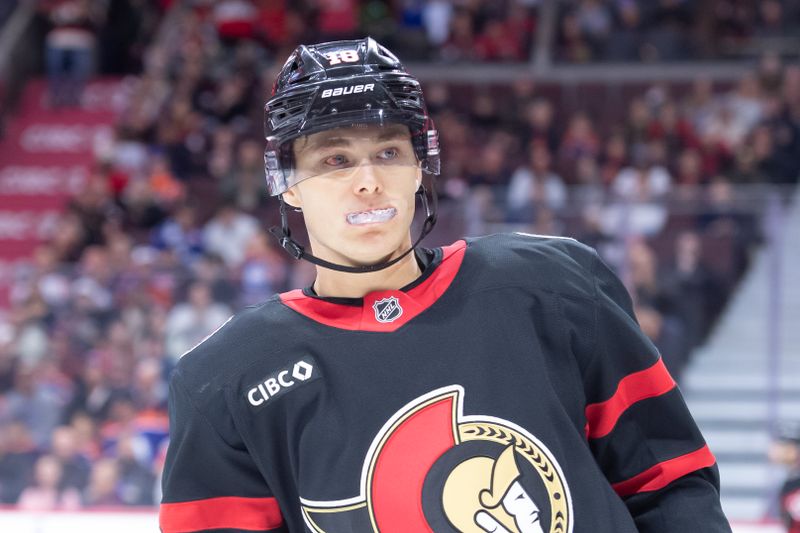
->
[278,240,467,332]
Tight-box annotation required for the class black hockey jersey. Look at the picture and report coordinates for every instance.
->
[781,474,800,533]
[159,233,731,533]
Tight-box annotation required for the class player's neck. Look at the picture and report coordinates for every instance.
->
[312,250,422,299]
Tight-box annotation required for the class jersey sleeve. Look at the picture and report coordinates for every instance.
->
[562,247,731,531]
[160,371,287,533]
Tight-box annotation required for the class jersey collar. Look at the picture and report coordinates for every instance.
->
[279,240,467,332]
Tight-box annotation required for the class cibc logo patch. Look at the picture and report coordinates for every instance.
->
[246,356,319,407]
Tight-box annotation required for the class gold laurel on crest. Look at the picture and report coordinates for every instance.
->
[459,422,570,533]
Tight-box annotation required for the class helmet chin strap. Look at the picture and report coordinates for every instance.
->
[269,184,438,274]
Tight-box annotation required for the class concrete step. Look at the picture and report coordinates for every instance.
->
[674,191,800,523]
[717,462,776,492]
[686,399,800,422]
[721,497,768,522]
[688,359,800,373]
[695,419,770,432]
[683,373,800,393]
[703,429,771,455]
[687,390,800,403]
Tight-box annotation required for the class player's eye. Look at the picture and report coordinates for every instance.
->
[323,154,348,167]
[377,147,398,160]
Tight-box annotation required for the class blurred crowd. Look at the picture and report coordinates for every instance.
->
[557,0,800,63]
[0,0,799,511]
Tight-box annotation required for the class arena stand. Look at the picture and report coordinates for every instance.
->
[0,1,798,531]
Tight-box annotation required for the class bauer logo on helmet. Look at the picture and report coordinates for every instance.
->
[320,84,375,99]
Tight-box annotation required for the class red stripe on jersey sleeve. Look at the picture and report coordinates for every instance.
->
[611,444,717,497]
[584,357,676,440]
[159,496,283,532]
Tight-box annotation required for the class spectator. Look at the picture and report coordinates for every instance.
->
[131,358,167,412]
[191,253,239,306]
[464,141,512,186]
[151,205,205,267]
[627,241,690,378]
[315,0,359,41]
[116,433,156,506]
[212,0,258,45]
[202,203,261,268]
[506,143,567,222]
[220,138,267,212]
[647,100,698,156]
[751,125,797,184]
[604,0,641,61]
[474,17,525,61]
[47,211,88,264]
[42,0,98,107]
[572,155,606,208]
[83,458,122,506]
[3,365,66,448]
[558,111,600,179]
[63,363,115,424]
[520,98,560,153]
[611,149,672,203]
[147,153,186,208]
[423,0,453,47]
[119,178,167,231]
[675,147,705,186]
[558,9,592,62]
[660,231,722,350]
[599,132,629,185]
[164,281,231,362]
[683,77,717,135]
[624,97,652,155]
[69,174,119,249]
[575,0,612,57]
[440,8,477,62]
[727,73,764,133]
[50,425,91,494]
[769,423,800,533]
[17,454,81,510]
[702,102,750,154]
[238,231,288,307]
[634,303,688,381]
[0,422,39,504]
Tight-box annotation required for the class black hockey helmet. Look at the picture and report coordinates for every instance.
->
[264,37,440,195]
[264,37,440,274]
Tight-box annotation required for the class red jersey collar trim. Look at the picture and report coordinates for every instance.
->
[279,240,467,332]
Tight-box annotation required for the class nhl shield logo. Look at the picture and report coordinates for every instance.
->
[372,296,403,323]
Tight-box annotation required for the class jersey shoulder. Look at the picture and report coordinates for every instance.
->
[172,296,288,397]
[462,232,599,300]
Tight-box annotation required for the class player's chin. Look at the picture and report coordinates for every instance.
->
[341,236,408,266]
[344,244,402,267]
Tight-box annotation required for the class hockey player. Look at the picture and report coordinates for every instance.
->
[159,38,731,532]
[770,423,800,532]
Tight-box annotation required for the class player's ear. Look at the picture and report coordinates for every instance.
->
[282,187,303,210]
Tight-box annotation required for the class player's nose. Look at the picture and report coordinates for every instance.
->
[352,164,383,195]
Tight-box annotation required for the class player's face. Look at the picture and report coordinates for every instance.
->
[283,123,422,268]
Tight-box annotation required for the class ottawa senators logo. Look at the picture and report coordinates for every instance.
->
[300,385,573,532]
